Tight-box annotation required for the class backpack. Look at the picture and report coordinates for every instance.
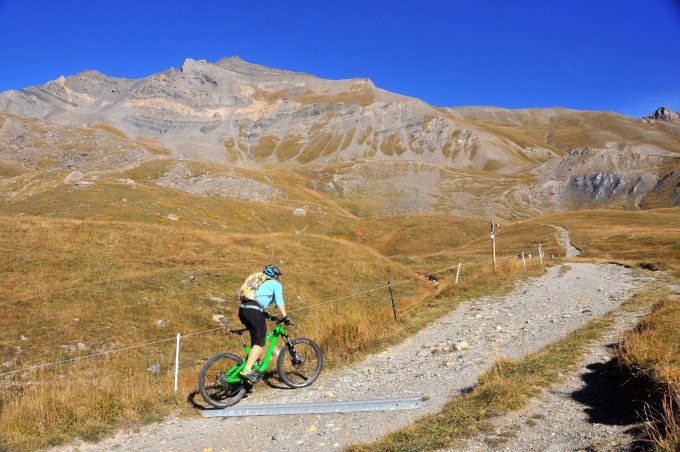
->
[235,272,269,301]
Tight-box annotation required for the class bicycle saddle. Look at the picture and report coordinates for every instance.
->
[230,328,248,336]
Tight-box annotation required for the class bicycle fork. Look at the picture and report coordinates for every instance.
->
[282,333,303,366]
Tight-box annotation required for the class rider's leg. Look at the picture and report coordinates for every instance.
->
[238,308,266,372]
[244,345,263,371]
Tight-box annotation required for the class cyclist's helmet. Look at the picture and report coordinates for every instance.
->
[263,265,282,278]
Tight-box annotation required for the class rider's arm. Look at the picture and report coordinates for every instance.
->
[273,281,286,317]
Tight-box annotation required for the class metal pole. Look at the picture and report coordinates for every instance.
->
[539,244,543,264]
[388,282,398,321]
[455,262,461,285]
[174,333,180,392]
[201,396,424,418]
[491,221,497,273]
[522,252,526,271]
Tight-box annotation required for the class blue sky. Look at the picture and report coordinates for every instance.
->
[0,0,678,117]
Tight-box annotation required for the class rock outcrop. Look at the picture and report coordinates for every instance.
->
[644,106,680,123]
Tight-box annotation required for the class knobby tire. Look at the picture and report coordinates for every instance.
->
[198,352,247,408]
[277,338,323,388]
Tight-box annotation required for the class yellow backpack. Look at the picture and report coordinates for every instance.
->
[235,272,269,301]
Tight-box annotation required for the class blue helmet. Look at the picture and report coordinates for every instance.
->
[263,265,282,278]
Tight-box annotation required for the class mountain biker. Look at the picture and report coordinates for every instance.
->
[238,264,291,382]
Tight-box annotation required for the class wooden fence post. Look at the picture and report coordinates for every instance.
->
[388,282,398,321]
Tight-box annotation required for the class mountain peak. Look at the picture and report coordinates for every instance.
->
[644,106,680,122]
[178,56,300,78]
[213,55,301,76]
[217,55,243,63]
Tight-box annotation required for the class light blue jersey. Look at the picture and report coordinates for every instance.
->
[253,279,285,310]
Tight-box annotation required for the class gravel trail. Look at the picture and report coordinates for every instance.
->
[58,261,645,452]
[551,225,582,258]
[461,303,651,452]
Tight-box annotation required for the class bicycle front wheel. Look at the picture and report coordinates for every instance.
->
[198,352,246,408]
[277,338,323,388]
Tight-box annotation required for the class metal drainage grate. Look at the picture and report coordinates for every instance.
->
[201,396,423,418]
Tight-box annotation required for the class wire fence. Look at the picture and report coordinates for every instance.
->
[0,248,550,381]
[0,264,463,378]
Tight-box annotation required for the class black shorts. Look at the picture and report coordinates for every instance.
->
[238,304,267,347]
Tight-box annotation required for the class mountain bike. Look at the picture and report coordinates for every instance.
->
[198,311,323,408]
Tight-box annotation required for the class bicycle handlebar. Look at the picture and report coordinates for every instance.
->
[263,311,293,326]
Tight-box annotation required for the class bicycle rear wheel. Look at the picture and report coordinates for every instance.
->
[198,352,246,408]
[277,338,323,388]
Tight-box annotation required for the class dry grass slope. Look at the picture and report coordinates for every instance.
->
[0,214,422,449]
[618,291,680,450]
[0,207,557,450]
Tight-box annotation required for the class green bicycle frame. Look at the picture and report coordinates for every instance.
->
[223,322,289,383]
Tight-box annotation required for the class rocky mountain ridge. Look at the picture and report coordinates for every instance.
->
[2,57,677,169]
[1,57,679,217]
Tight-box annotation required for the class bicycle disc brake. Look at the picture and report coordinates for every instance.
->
[290,347,304,366]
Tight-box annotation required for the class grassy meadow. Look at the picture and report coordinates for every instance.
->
[546,208,680,274]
